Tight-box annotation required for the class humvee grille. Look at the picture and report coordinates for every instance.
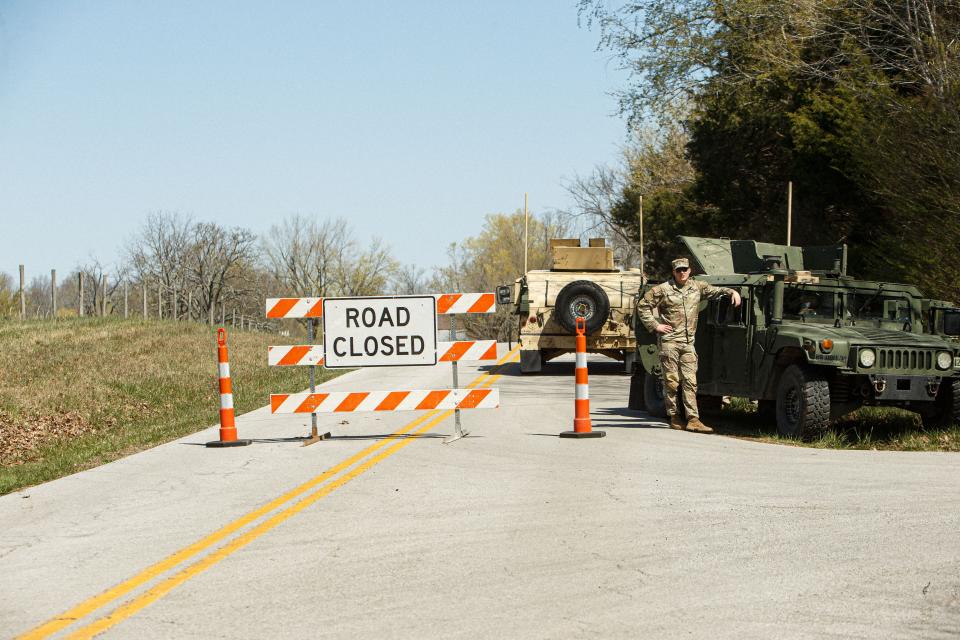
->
[877,348,934,371]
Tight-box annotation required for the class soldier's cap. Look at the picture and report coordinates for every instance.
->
[671,258,690,270]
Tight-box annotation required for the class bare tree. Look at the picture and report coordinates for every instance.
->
[184,223,258,325]
[337,237,398,297]
[261,216,350,296]
[391,264,429,295]
[126,212,192,294]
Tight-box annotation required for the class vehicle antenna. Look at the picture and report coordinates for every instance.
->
[787,181,793,246]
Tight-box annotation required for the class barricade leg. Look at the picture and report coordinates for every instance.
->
[207,328,252,448]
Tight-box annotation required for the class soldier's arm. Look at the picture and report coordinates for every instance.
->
[636,286,664,333]
[698,280,737,301]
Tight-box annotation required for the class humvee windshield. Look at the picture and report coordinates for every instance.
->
[783,288,835,322]
[846,292,912,322]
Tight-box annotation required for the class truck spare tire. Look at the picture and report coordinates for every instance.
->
[554,280,609,334]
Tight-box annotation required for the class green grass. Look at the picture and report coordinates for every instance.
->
[707,397,960,451]
[0,317,341,494]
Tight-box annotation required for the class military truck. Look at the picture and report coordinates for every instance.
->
[629,236,960,438]
[507,238,643,373]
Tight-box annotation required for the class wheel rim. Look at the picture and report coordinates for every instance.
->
[568,295,595,321]
[784,386,801,424]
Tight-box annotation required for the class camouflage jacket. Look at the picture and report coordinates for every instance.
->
[638,279,736,344]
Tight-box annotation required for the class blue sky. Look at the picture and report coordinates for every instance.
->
[0,1,629,277]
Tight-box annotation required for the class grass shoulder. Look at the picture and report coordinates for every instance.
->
[707,398,960,451]
[0,317,341,494]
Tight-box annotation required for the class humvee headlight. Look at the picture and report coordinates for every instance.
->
[936,351,952,370]
[858,348,876,368]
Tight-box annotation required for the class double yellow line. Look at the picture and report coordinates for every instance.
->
[20,346,519,639]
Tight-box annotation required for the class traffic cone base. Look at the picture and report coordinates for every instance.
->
[559,430,606,439]
[206,439,253,448]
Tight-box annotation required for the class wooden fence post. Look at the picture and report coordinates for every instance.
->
[51,269,57,319]
[142,284,147,318]
[19,264,25,320]
[101,275,108,317]
[124,281,129,319]
[78,272,84,317]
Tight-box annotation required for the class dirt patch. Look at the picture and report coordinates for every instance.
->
[0,410,98,465]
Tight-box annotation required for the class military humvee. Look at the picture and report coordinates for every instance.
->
[630,236,960,438]
[507,238,643,373]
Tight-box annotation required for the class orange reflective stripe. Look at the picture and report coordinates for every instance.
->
[266,299,299,318]
[306,300,324,317]
[416,389,450,410]
[375,391,409,411]
[270,394,289,412]
[440,342,472,361]
[279,346,311,366]
[435,294,458,314]
[481,342,497,360]
[467,293,494,312]
[218,378,232,394]
[295,393,328,413]
[335,392,369,412]
[456,389,489,409]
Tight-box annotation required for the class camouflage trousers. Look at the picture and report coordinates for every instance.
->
[659,341,699,419]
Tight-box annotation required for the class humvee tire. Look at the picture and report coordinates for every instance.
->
[554,280,610,335]
[643,371,667,418]
[519,349,542,374]
[628,370,646,410]
[921,378,960,429]
[775,364,830,439]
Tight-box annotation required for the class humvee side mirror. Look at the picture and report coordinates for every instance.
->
[944,310,960,336]
[496,285,512,306]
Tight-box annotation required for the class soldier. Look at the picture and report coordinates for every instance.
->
[638,258,741,433]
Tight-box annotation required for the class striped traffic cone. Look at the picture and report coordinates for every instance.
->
[560,317,605,439]
[207,328,252,448]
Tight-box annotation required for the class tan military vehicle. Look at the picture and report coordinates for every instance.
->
[506,238,644,373]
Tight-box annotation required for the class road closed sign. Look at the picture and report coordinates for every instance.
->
[322,296,438,368]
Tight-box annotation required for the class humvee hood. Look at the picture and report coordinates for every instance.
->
[818,326,948,348]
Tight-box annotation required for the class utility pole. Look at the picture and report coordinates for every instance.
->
[638,195,645,277]
[523,193,529,274]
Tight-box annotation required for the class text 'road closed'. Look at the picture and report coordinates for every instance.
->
[322,296,438,368]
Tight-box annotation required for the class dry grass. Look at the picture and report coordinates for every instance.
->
[0,317,339,494]
[708,398,960,451]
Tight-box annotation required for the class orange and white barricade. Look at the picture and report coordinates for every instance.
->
[265,293,500,444]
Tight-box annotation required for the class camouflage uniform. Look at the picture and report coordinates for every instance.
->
[638,260,737,418]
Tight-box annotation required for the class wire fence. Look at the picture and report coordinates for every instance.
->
[8,264,284,334]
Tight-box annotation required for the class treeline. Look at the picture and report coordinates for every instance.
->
[1,210,566,338]
[575,0,960,302]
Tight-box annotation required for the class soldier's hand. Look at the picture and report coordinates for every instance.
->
[655,323,673,334]
[730,291,742,307]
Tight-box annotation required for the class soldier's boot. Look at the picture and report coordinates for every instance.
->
[685,417,714,434]
[669,415,685,430]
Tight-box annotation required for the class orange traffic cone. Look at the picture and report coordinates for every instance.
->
[207,328,252,448]
[560,317,605,439]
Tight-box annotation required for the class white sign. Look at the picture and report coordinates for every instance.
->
[322,296,437,368]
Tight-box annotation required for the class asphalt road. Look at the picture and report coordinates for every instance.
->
[2,346,959,639]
